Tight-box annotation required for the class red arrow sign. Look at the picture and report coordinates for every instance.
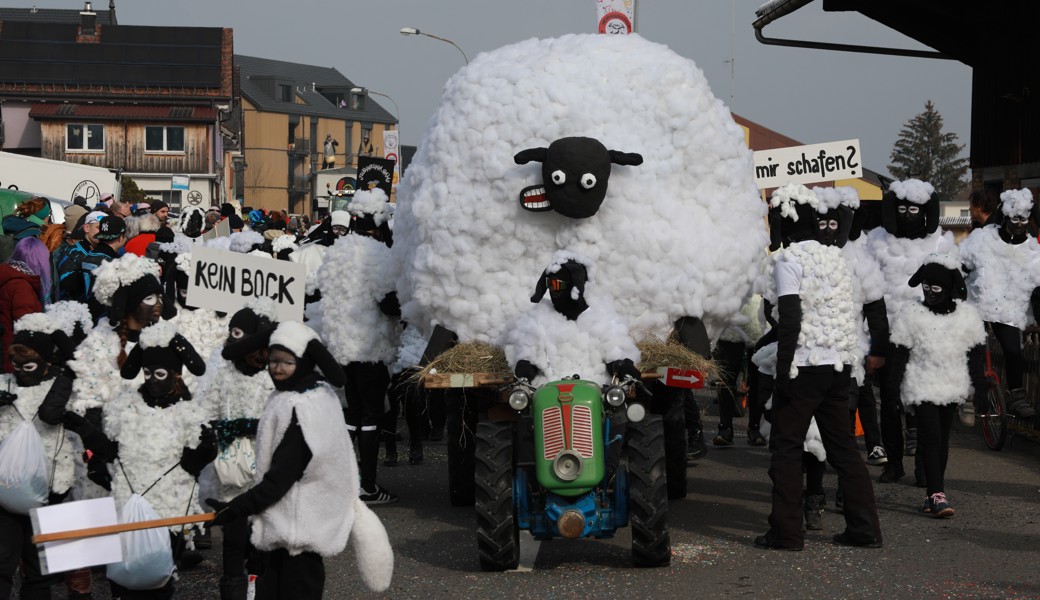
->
[661,367,703,389]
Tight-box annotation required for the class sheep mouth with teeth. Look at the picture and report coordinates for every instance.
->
[515,136,642,219]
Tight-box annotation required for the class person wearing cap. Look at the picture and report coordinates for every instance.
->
[93,215,127,259]
[1,197,51,241]
[99,192,115,207]
[54,211,110,304]
[150,200,171,227]
[0,313,84,600]
[210,321,393,599]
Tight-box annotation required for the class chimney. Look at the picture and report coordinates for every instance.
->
[80,2,97,36]
[109,0,117,25]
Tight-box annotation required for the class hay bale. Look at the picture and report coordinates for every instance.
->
[635,333,719,380]
[415,341,509,380]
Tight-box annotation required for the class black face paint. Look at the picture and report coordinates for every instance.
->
[12,360,47,387]
[896,202,926,238]
[921,281,956,314]
[132,293,163,327]
[1003,215,1029,240]
[816,217,840,246]
[142,366,176,398]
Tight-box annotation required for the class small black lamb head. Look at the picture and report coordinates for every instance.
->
[514,136,643,219]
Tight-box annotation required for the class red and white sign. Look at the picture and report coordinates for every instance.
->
[597,0,635,34]
[659,367,703,389]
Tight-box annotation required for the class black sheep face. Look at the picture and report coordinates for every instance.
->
[514,136,643,219]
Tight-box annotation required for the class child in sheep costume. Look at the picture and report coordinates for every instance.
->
[392,33,767,371]
[209,321,393,598]
[754,183,882,551]
[888,255,987,518]
[501,251,641,386]
[0,314,84,600]
[196,299,278,600]
[313,188,402,505]
[813,186,890,466]
[165,249,232,385]
[959,188,1040,419]
[865,179,956,484]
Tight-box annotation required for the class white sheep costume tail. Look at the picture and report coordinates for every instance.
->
[350,497,394,592]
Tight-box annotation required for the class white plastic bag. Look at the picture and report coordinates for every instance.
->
[106,494,174,590]
[213,437,256,490]
[0,420,49,514]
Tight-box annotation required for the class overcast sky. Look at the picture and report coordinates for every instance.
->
[30,0,972,174]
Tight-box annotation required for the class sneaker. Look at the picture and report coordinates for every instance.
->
[929,492,954,518]
[753,530,803,551]
[904,427,917,457]
[958,403,975,427]
[713,426,734,446]
[878,463,904,483]
[867,446,889,466]
[687,429,708,462]
[803,494,825,531]
[360,484,399,505]
[746,426,768,447]
[920,496,934,513]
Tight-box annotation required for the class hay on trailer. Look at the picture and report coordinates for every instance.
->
[414,341,510,382]
[635,332,719,380]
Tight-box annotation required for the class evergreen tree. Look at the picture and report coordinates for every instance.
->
[888,100,968,201]
[119,175,147,205]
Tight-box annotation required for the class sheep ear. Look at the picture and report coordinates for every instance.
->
[608,150,643,166]
[306,339,345,388]
[767,205,783,252]
[530,269,549,303]
[881,190,899,235]
[173,334,206,377]
[120,344,143,380]
[951,268,968,301]
[907,265,926,288]
[513,148,547,165]
[925,193,941,234]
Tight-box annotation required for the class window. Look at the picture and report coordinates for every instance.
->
[145,126,185,152]
[144,190,182,210]
[66,124,104,151]
[278,84,293,102]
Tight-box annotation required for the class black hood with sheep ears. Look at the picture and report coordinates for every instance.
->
[531,259,589,321]
[908,261,966,314]
[120,332,205,380]
[514,136,643,219]
[881,188,940,239]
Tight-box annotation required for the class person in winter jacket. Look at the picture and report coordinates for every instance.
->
[754,184,882,551]
[210,321,393,599]
[959,188,1040,419]
[2,196,50,241]
[888,255,987,518]
[865,179,956,485]
[0,314,83,600]
[0,237,52,371]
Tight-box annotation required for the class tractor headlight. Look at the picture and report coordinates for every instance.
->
[553,450,584,481]
[508,387,530,411]
[604,385,626,407]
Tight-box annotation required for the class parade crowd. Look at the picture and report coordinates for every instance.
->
[0,176,1037,597]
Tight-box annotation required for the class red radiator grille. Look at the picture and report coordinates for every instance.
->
[542,406,564,460]
[571,405,594,458]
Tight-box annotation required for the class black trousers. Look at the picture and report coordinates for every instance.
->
[343,362,390,490]
[255,549,324,600]
[0,505,53,600]
[854,377,883,451]
[714,340,747,430]
[875,348,907,464]
[990,322,1024,390]
[221,513,260,578]
[767,365,881,547]
[915,402,956,496]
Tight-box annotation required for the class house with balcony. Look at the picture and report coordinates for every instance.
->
[235,55,397,214]
[0,3,235,209]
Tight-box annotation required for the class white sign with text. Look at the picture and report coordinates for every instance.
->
[753,139,862,189]
[187,245,306,322]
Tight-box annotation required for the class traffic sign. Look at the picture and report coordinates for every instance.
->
[659,367,703,389]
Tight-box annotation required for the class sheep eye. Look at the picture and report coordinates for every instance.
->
[580,173,597,190]
[551,170,566,185]
[230,327,245,339]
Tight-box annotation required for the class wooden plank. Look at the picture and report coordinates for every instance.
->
[33,513,215,545]
[423,370,664,389]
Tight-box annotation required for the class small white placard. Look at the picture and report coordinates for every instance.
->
[187,245,306,322]
[31,497,122,575]
[753,139,862,189]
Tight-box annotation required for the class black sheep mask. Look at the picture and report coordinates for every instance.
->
[514,136,643,219]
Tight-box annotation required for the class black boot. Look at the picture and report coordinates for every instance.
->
[686,429,707,462]
[359,429,381,492]
[219,575,248,600]
[409,442,424,465]
[383,430,399,467]
[804,493,825,531]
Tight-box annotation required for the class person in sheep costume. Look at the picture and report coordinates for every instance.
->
[210,321,393,598]
[865,179,956,484]
[959,188,1040,419]
[0,313,83,600]
[501,251,641,386]
[813,186,890,467]
[313,188,402,505]
[195,299,278,600]
[754,183,882,551]
[391,33,767,371]
[888,254,987,518]
[165,249,232,381]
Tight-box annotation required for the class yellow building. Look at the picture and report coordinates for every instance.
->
[236,55,397,215]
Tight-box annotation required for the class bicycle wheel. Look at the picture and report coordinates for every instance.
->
[980,375,1008,451]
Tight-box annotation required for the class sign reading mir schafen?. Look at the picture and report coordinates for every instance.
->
[187,246,306,322]
[753,139,862,189]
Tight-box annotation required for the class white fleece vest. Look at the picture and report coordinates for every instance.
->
[251,383,357,557]
[960,225,1040,329]
[0,374,82,495]
[890,301,986,406]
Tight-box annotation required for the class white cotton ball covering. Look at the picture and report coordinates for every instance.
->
[1000,188,1034,218]
[888,179,934,205]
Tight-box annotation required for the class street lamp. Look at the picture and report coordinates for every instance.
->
[399,26,469,65]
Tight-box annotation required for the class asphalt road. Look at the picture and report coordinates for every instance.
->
[30,412,1040,600]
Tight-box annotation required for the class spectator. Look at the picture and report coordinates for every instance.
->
[150,200,171,227]
[123,213,161,257]
[132,202,151,216]
[99,192,115,208]
[323,134,339,169]
[110,201,132,219]
[221,203,245,232]
[39,223,67,253]
[968,189,1001,230]
[63,196,89,234]
[0,237,51,371]
[2,197,51,241]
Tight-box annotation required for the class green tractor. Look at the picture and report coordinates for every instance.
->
[474,375,670,570]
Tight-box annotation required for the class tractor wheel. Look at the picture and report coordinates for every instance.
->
[446,389,477,506]
[626,414,671,567]
[475,420,520,571]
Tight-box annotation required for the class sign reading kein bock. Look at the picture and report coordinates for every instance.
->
[753,139,862,189]
[187,246,305,322]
